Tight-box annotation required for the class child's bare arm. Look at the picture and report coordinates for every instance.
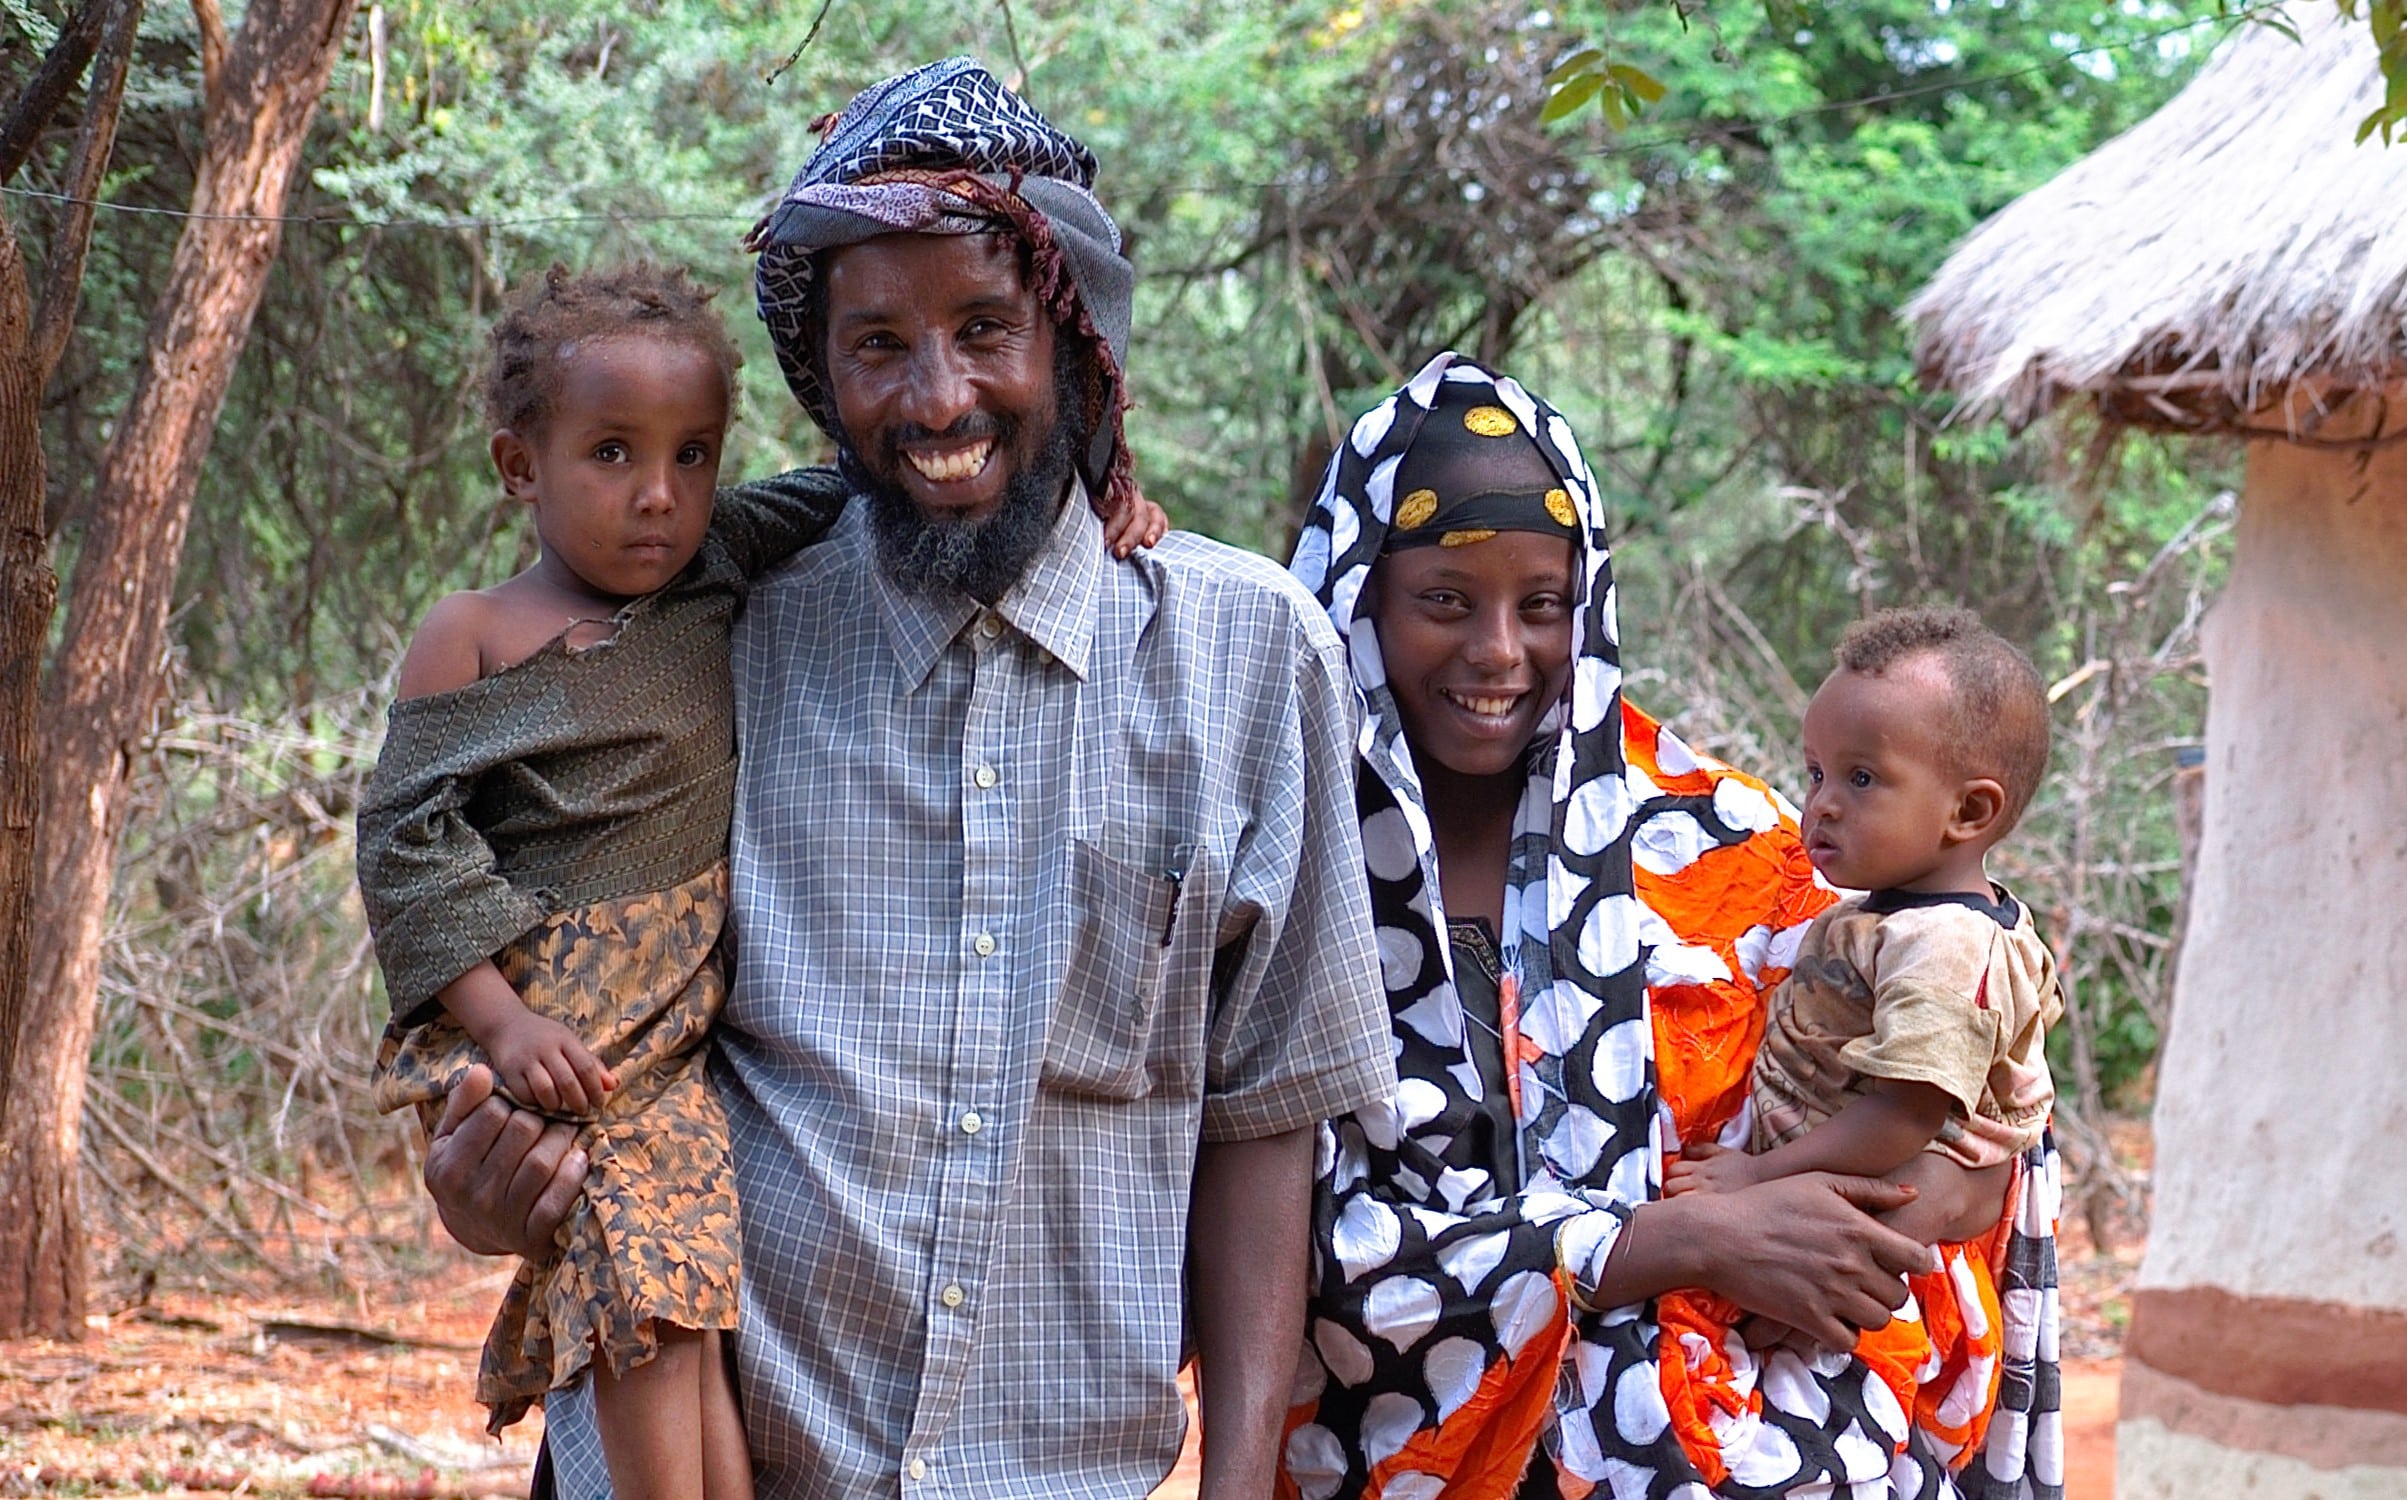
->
[437,960,616,1117]
[1759,1079,1955,1180]
[1878,1152,2012,1246]
[1667,1079,1955,1196]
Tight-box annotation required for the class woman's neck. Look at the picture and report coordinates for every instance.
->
[1419,758,1523,930]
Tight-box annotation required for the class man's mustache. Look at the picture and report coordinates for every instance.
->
[884,413,1010,453]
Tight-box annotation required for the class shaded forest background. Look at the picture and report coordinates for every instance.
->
[4,0,2241,1309]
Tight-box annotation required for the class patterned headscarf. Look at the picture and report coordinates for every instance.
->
[1282,353,2064,1499]
[1285,351,1659,1495]
[1380,382,1582,553]
[750,57,1137,515]
[1290,350,1650,1218]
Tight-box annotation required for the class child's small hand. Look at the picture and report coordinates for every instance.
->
[1106,489,1171,558]
[487,1013,616,1116]
[1735,1313,1820,1359]
[1665,1139,1762,1197]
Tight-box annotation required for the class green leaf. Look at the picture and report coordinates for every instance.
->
[1545,47,1605,87]
[1607,62,1668,104]
[1541,70,1606,124]
[2254,10,2302,44]
[0,0,59,48]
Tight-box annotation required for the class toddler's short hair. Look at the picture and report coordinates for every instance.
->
[484,262,741,435]
[1836,606,2052,832]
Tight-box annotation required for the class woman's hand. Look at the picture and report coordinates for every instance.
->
[422,1065,587,1259]
[1601,1173,1931,1353]
[1692,1175,1933,1350]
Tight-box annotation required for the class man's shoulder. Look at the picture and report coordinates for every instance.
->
[1138,531,1341,657]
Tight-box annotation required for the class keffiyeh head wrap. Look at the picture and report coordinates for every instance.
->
[750,57,1137,515]
[1280,353,2065,1500]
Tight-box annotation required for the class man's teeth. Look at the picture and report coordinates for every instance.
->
[905,440,993,482]
[1447,691,1520,717]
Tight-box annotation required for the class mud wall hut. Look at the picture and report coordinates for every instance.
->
[1907,9,2407,1496]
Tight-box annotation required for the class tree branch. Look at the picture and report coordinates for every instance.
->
[0,0,112,187]
[31,0,144,384]
[191,0,229,114]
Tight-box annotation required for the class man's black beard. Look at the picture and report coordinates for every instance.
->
[847,403,1081,605]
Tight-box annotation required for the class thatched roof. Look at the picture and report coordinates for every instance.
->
[1908,7,2407,437]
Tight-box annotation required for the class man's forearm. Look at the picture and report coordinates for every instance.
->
[1188,1126,1314,1500]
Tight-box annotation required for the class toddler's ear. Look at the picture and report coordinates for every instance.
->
[1946,777,2008,847]
[491,429,540,500]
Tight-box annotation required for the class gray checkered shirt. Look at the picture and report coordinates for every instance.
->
[545,490,1391,1500]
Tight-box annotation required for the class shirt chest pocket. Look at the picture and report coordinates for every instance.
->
[1044,838,1189,1101]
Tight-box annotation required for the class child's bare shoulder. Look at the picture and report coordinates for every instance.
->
[396,590,500,701]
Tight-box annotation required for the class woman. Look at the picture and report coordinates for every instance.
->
[1280,353,2062,1499]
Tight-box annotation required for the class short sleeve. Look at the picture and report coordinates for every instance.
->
[1197,638,1394,1141]
[1836,909,2008,1119]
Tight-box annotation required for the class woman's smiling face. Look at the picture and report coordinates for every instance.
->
[1370,531,1577,782]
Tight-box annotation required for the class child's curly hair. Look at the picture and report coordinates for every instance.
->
[1837,605,2052,833]
[484,262,741,434]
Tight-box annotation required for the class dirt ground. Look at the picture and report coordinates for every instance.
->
[4,1127,2149,1499]
[0,1267,2133,1499]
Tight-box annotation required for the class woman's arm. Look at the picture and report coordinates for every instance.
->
[1587,1174,1933,1352]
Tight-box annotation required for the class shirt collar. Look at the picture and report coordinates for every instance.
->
[869,480,1104,688]
[1862,882,2022,930]
[869,542,978,692]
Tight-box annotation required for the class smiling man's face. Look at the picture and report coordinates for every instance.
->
[821,232,1063,524]
[818,231,1081,599]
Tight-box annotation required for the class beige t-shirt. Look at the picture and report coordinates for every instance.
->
[1751,887,2060,1169]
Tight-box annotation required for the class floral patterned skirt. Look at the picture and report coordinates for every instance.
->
[373,861,742,1433]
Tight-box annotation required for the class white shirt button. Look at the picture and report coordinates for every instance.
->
[907,1459,927,1480]
[940,1283,965,1308]
[973,764,999,789]
[978,613,1005,640]
[960,1110,984,1135]
[972,932,997,958]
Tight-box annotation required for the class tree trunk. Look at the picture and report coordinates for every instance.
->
[0,0,139,1338]
[0,210,58,1161]
[0,0,360,1339]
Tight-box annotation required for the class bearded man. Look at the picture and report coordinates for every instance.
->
[421,58,1395,1500]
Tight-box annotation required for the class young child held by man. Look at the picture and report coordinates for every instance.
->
[1664,604,2061,1469]
[355,263,1160,1500]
